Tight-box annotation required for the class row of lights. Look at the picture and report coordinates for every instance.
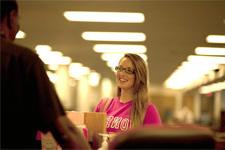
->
[16,10,225,91]
[16,11,148,85]
[164,35,225,91]
[63,11,148,71]
[35,45,101,87]
[15,25,102,87]
[16,33,101,86]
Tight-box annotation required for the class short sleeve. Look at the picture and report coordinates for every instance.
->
[143,103,161,125]
[94,99,105,112]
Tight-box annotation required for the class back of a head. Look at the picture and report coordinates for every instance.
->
[109,125,215,150]
[0,0,18,22]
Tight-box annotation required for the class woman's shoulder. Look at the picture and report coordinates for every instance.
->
[146,101,158,111]
[97,97,117,112]
[143,101,162,124]
[100,97,116,103]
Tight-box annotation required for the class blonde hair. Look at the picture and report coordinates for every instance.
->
[117,53,149,127]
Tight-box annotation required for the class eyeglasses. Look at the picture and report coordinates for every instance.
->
[115,66,135,74]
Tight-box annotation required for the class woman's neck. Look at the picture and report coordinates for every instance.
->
[119,89,134,103]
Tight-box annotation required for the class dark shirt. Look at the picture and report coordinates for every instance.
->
[1,39,65,149]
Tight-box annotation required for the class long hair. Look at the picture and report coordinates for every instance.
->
[117,53,149,127]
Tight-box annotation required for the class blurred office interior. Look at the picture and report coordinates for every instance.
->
[15,0,225,131]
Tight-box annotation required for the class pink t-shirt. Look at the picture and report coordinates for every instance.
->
[94,97,161,133]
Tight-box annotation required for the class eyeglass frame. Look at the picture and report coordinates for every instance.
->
[115,66,135,74]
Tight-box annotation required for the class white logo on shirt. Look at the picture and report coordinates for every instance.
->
[106,116,131,131]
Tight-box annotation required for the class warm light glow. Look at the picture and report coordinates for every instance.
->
[36,48,72,65]
[16,30,26,39]
[164,60,220,90]
[69,63,90,80]
[101,53,147,62]
[46,71,58,84]
[106,60,120,68]
[42,51,63,65]
[64,11,145,23]
[35,45,52,55]
[69,63,83,80]
[82,32,146,42]
[93,44,147,53]
[101,53,124,61]
[206,35,225,44]
[88,72,101,87]
[101,53,147,69]
[101,78,113,98]
[59,56,72,65]
[48,64,59,70]
[188,55,225,64]
[199,81,225,94]
[195,47,225,56]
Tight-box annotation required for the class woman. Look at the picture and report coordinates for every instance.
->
[95,53,161,133]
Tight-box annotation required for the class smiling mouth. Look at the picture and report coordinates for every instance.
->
[119,78,128,82]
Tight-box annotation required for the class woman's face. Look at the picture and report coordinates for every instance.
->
[116,57,135,90]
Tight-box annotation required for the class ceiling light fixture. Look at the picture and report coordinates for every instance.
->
[206,35,225,44]
[199,81,225,94]
[164,61,219,90]
[195,47,225,56]
[188,55,225,64]
[64,11,145,23]
[35,45,52,56]
[16,30,26,39]
[82,31,146,42]
[93,44,147,53]
[101,53,147,61]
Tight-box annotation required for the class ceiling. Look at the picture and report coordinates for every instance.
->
[15,0,225,89]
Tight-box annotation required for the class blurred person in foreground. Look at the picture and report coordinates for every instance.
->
[95,53,161,133]
[0,0,90,149]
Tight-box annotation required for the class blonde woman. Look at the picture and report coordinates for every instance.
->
[95,53,161,133]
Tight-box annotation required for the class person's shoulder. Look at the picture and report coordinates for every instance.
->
[146,101,158,110]
[1,39,39,60]
[100,97,115,104]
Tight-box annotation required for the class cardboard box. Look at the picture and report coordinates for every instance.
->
[66,111,107,141]
[41,111,107,149]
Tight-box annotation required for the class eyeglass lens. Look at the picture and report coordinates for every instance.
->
[115,66,134,74]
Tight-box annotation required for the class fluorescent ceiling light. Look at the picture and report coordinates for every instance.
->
[164,58,221,90]
[188,55,225,64]
[93,44,147,53]
[164,64,218,90]
[69,64,90,80]
[82,32,146,42]
[35,45,52,58]
[48,64,59,71]
[206,35,225,44]
[64,11,145,23]
[106,60,120,68]
[101,53,147,61]
[101,53,124,61]
[88,72,101,87]
[195,47,225,56]
[35,45,52,51]
[199,81,225,94]
[46,71,58,84]
[16,30,26,39]
[59,56,72,65]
